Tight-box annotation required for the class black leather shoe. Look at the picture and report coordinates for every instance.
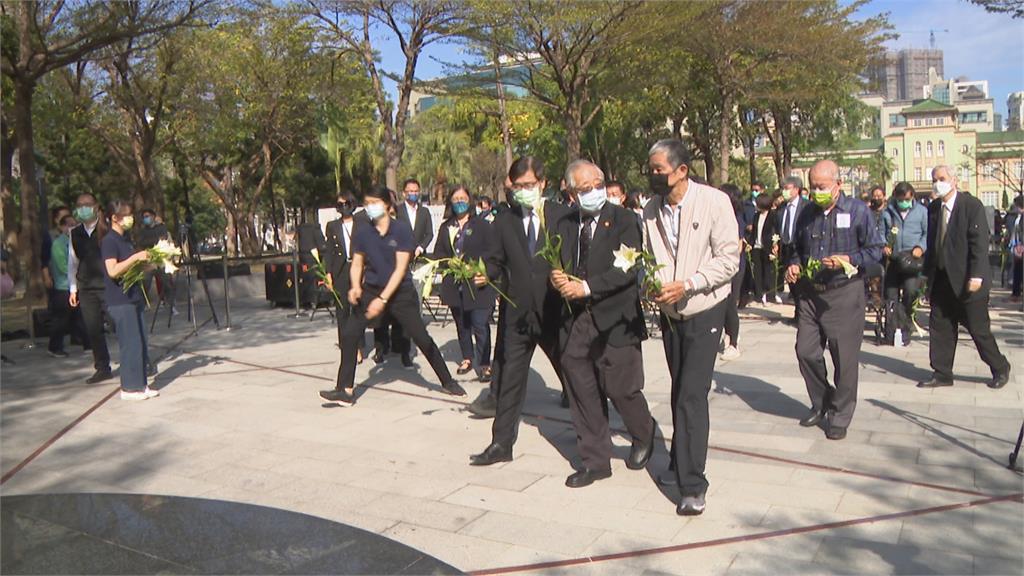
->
[917,377,954,388]
[826,425,847,440]
[677,492,707,516]
[467,391,497,418]
[470,443,512,466]
[373,351,385,364]
[799,407,826,427]
[456,362,473,375]
[627,419,657,470]
[565,468,612,488]
[657,469,677,487]
[401,354,415,368]
[479,367,492,383]
[560,391,570,409]
[319,388,355,406]
[86,370,113,384]
[989,368,1010,389]
[441,380,467,397]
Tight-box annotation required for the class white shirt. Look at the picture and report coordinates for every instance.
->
[522,209,538,239]
[342,219,353,258]
[404,202,418,226]
[660,202,682,254]
[782,198,799,243]
[68,220,98,294]
[754,212,767,249]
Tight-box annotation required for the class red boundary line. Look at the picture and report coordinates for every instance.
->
[180,352,1006,499]
[466,492,1024,575]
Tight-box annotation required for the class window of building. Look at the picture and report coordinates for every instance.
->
[960,167,969,181]
[914,167,922,180]
[926,117,934,126]
[893,168,899,181]
[914,142,922,157]
[913,118,923,127]
[984,164,994,179]
[891,147,899,157]
[1017,162,1024,180]
[959,112,988,124]
[926,141,933,157]
[888,114,906,128]
[938,140,945,156]
[961,144,969,154]
[981,191,998,207]
[937,117,945,126]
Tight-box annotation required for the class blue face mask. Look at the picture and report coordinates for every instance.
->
[365,204,387,221]
[578,187,607,214]
[405,193,419,204]
[74,206,96,222]
[452,201,470,215]
[142,216,154,227]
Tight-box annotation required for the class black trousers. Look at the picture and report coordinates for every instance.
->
[337,284,451,391]
[883,264,920,332]
[750,248,776,299]
[661,300,727,495]
[490,317,564,449]
[796,280,864,429]
[48,289,86,353]
[1012,255,1022,297]
[723,255,744,346]
[334,301,366,354]
[78,288,111,372]
[561,311,653,471]
[374,316,411,356]
[928,271,1009,382]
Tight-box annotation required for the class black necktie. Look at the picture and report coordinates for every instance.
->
[578,215,594,280]
[782,206,792,244]
[526,214,537,255]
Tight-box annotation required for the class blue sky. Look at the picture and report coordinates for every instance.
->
[376,1,1024,126]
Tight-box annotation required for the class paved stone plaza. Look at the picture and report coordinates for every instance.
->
[1,291,1022,575]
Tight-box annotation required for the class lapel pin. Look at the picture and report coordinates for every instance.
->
[603,221,610,227]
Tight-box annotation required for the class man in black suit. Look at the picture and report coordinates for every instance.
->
[918,166,1010,390]
[773,176,809,320]
[375,178,433,366]
[549,160,655,488]
[324,191,365,355]
[470,156,571,466]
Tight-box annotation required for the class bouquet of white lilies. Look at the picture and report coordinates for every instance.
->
[121,239,181,307]
[612,243,665,297]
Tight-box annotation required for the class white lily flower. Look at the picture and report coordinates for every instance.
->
[310,247,320,263]
[164,261,178,275]
[839,259,859,279]
[890,226,899,235]
[612,244,640,273]
[771,234,780,244]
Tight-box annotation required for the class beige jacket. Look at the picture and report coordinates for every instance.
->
[642,179,740,320]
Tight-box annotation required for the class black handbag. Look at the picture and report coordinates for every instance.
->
[892,250,923,275]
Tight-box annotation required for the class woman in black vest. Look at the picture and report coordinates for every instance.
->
[101,199,157,401]
[319,185,466,406]
[432,186,498,382]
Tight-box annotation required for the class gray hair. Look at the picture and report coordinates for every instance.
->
[648,139,691,170]
[932,165,953,180]
[783,175,803,189]
[564,159,603,190]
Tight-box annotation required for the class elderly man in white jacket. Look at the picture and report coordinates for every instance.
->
[642,139,740,516]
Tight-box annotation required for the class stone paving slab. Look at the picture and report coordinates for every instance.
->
[2,294,1022,575]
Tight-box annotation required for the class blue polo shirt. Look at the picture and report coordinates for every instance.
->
[100,230,143,306]
[351,218,416,290]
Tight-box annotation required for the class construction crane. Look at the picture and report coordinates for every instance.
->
[901,29,950,49]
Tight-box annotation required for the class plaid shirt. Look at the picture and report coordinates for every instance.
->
[789,193,884,286]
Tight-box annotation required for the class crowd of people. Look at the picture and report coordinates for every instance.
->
[33,137,1018,518]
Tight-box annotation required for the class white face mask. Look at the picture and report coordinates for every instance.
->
[578,187,607,214]
[513,186,541,208]
[365,204,387,220]
[933,180,953,198]
[606,196,623,206]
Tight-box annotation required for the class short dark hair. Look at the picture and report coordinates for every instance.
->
[59,215,76,227]
[509,156,546,182]
[870,185,885,195]
[337,190,356,204]
[755,193,774,211]
[365,185,395,206]
[476,195,493,206]
[892,182,915,199]
[751,181,764,189]
[648,139,691,171]
[402,178,420,190]
[141,208,156,217]
[606,180,625,194]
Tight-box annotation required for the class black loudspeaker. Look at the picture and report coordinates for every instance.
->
[264,261,318,307]
[297,223,326,265]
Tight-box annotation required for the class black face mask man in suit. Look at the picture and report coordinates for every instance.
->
[548,159,656,488]
[375,178,434,366]
[470,157,572,466]
[324,191,368,363]
[918,165,1011,390]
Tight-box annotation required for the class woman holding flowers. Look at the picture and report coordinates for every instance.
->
[100,199,157,401]
[432,186,498,382]
[319,185,466,407]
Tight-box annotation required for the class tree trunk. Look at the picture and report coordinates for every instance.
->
[565,106,583,163]
[717,91,734,187]
[1,111,17,276]
[13,78,45,301]
[385,143,400,192]
[747,134,757,188]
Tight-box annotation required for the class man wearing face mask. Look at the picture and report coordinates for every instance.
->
[773,176,809,322]
[918,166,1010,390]
[642,139,739,516]
[785,160,883,441]
[548,160,655,488]
[470,156,571,466]
[68,192,113,384]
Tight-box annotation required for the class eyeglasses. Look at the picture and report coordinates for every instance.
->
[572,181,606,195]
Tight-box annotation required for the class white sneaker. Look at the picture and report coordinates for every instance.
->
[120,390,149,401]
[774,295,783,304]
[144,386,160,399]
[721,346,741,361]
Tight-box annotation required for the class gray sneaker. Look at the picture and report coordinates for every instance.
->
[677,492,707,516]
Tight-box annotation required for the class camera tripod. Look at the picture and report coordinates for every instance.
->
[149,213,219,334]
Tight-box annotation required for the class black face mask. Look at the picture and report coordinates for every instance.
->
[869,198,884,210]
[337,203,353,217]
[649,173,672,196]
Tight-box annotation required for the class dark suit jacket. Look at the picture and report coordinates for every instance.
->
[492,201,569,333]
[396,202,434,251]
[553,203,646,348]
[924,192,990,300]
[774,197,809,247]
[746,210,778,250]
[324,216,358,306]
[431,214,498,310]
